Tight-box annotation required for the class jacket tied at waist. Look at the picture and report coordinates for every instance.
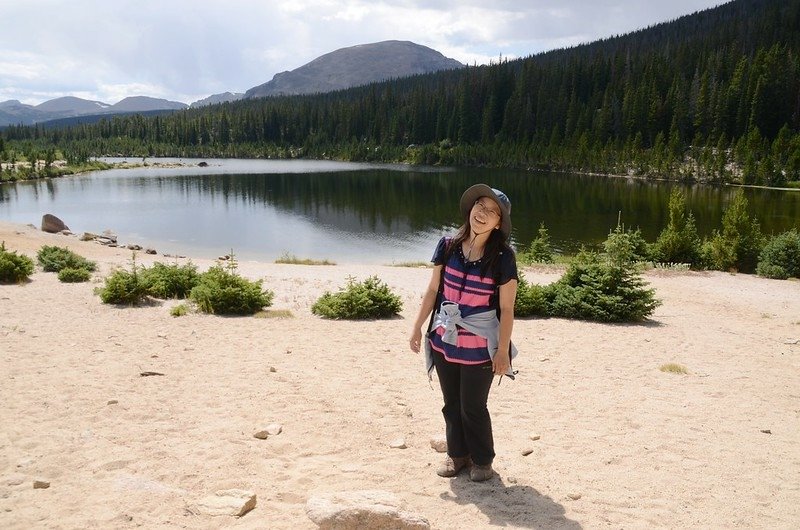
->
[424,301,518,380]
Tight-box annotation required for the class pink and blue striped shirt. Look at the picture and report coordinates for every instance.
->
[428,237,518,365]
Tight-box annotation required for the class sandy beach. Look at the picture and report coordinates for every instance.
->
[1,220,799,529]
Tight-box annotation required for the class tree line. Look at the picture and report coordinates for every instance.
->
[2,0,799,186]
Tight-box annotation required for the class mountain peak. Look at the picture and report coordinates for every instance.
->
[245,40,462,99]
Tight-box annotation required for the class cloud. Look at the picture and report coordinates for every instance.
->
[0,0,729,105]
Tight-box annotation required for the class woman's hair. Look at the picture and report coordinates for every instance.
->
[444,202,513,279]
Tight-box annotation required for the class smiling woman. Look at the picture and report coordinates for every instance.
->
[409,183,518,482]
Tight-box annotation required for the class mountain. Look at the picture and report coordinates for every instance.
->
[0,100,49,126]
[35,96,109,114]
[245,40,463,99]
[190,92,244,108]
[0,95,187,127]
[108,96,187,112]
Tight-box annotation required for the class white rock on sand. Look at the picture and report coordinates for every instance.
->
[1,220,799,529]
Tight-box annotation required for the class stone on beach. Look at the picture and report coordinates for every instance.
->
[189,489,256,517]
[305,490,430,529]
[429,435,447,453]
[41,214,69,234]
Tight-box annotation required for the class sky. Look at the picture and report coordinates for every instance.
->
[1,0,730,106]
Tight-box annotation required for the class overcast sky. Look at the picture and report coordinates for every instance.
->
[1,0,730,106]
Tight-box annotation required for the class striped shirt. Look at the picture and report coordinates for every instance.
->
[428,237,518,365]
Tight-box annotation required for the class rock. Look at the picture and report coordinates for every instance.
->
[389,438,407,449]
[567,493,582,500]
[33,480,50,489]
[521,448,534,456]
[530,434,541,441]
[101,230,118,243]
[145,248,157,255]
[198,161,209,167]
[126,244,143,251]
[253,431,269,440]
[107,400,119,405]
[269,367,277,373]
[266,424,282,435]
[189,489,256,517]
[429,435,447,453]
[80,232,98,241]
[761,429,772,434]
[60,230,73,236]
[305,490,429,529]
[41,214,69,233]
[507,476,518,484]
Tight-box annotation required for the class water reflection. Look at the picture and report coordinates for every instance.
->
[1,160,798,263]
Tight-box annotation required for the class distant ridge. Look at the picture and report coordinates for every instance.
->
[245,40,463,99]
[190,92,244,108]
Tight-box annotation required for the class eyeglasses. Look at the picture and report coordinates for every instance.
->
[473,199,501,218]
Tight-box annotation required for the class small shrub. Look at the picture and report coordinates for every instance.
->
[547,238,661,322]
[703,191,765,273]
[37,245,96,272]
[98,254,150,305]
[0,241,34,284]
[170,304,188,317]
[190,265,273,315]
[660,363,689,374]
[757,229,800,279]
[312,275,402,319]
[649,189,702,267]
[519,223,555,264]
[514,273,548,317]
[57,267,91,283]
[141,261,200,298]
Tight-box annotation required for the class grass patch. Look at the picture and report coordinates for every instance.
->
[275,253,335,265]
[659,363,689,374]
[255,309,294,318]
[170,303,188,317]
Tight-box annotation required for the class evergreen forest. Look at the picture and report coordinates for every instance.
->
[2,0,799,186]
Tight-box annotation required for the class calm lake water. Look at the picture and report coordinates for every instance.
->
[1,158,798,263]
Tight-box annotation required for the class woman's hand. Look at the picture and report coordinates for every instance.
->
[409,328,422,353]
[492,349,510,375]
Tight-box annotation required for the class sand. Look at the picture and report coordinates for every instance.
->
[1,221,799,529]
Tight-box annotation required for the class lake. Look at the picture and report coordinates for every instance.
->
[1,158,798,263]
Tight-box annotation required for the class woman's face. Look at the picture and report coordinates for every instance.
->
[469,197,501,236]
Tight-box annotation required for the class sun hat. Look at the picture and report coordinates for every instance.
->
[459,183,512,239]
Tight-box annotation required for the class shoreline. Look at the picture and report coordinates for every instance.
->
[1,220,799,529]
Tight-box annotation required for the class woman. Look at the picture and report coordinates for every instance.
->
[409,183,518,482]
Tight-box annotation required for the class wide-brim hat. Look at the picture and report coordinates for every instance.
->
[460,183,512,240]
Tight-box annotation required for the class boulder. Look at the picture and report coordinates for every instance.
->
[41,214,69,233]
[305,490,429,529]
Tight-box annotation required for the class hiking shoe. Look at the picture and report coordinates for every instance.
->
[436,456,470,477]
[469,464,493,482]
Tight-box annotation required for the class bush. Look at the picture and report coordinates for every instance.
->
[58,267,91,283]
[546,224,662,322]
[312,275,402,319]
[514,273,548,317]
[140,261,199,299]
[0,241,34,284]
[37,245,96,272]
[170,304,188,317]
[703,191,765,273]
[98,255,150,305]
[757,229,800,279]
[518,223,555,264]
[190,265,273,315]
[649,189,702,266]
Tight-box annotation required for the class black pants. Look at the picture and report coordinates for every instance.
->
[433,350,496,466]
